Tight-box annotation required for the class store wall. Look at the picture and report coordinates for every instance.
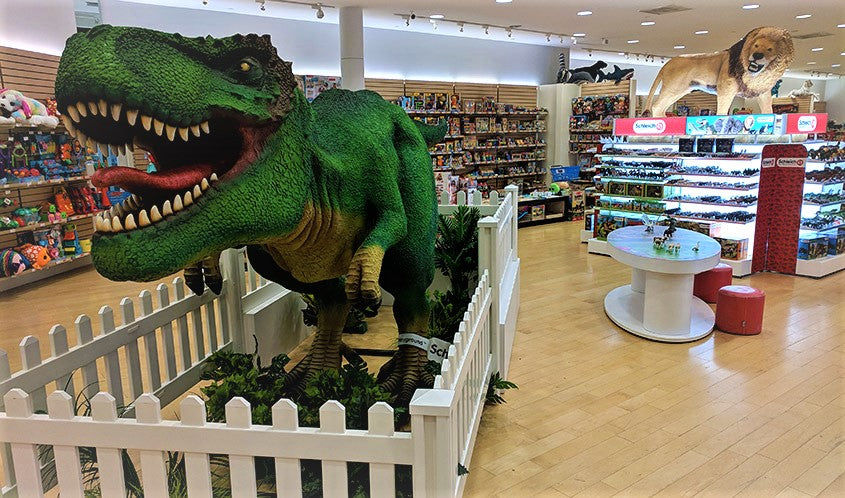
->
[823,78,845,123]
[100,0,561,85]
[0,0,77,55]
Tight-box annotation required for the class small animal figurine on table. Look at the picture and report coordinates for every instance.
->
[663,215,678,239]
[693,242,700,252]
[642,214,656,233]
[786,80,820,101]
[653,236,667,248]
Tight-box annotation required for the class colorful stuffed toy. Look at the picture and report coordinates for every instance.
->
[17,243,51,269]
[0,89,60,128]
[1,249,30,276]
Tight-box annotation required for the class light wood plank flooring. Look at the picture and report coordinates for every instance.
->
[0,221,842,496]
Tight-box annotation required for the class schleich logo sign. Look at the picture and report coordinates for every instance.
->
[614,117,687,136]
[785,113,827,134]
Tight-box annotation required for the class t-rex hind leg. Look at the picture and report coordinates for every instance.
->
[377,285,435,406]
[245,245,349,389]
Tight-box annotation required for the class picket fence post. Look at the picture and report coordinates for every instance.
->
[477,216,500,375]
[410,388,456,498]
[504,185,519,258]
[220,249,247,353]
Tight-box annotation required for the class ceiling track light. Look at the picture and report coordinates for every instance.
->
[483,25,489,35]
[458,22,465,32]
[313,3,324,19]
[546,33,551,42]
[259,0,266,10]
[506,27,513,38]
[571,37,577,45]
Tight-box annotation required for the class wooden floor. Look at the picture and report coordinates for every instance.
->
[0,221,842,496]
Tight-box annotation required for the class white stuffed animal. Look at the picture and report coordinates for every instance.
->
[786,80,820,101]
[0,89,59,128]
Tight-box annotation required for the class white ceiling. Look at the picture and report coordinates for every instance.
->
[127,0,845,76]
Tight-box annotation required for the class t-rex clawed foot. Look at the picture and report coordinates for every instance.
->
[377,345,435,407]
[284,340,361,394]
[345,245,384,309]
[183,253,223,295]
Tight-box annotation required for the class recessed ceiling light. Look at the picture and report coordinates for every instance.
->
[812,47,824,52]
[674,45,686,49]
[838,24,845,28]
[695,30,709,35]
[833,64,841,67]
[641,21,656,26]
[743,4,759,9]
[573,33,586,37]
[495,0,513,3]
[807,62,817,65]
[618,52,625,56]
[430,14,444,19]
[577,10,592,16]
[796,14,812,19]
[628,39,639,44]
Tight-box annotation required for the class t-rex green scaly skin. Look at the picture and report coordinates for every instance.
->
[55,25,446,403]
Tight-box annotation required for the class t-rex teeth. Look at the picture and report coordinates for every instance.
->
[118,144,127,156]
[210,173,218,182]
[96,215,111,233]
[178,127,190,141]
[75,102,88,117]
[124,213,137,230]
[131,194,141,206]
[87,101,98,116]
[66,106,80,122]
[165,125,177,141]
[123,196,135,210]
[150,206,162,222]
[126,109,139,126]
[93,214,102,232]
[193,185,202,198]
[114,203,125,217]
[201,178,210,191]
[111,103,122,121]
[200,121,210,134]
[141,115,153,131]
[183,191,193,206]
[127,142,134,152]
[190,125,201,137]
[162,200,173,216]
[98,99,108,116]
[138,209,151,227]
[77,131,88,148]
[154,119,165,136]
[111,216,124,232]
[107,144,116,156]
[60,115,76,134]
[173,194,183,211]
[96,143,105,156]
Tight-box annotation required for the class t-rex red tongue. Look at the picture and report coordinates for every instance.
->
[91,165,215,195]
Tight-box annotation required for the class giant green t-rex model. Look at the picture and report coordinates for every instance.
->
[55,25,446,404]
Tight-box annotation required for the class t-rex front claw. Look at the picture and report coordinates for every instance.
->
[378,345,434,407]
[345,245,384,307]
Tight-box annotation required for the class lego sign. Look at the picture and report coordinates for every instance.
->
[613,117,687,136]
[785,114,827,134]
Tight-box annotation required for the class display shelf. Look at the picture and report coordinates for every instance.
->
[668,182,759,192]
[677,172,759,179]
[464,144,546,151]
[0,211,102,236]
[1,176,89,190]
[665,199,757,208]
[598,154,760,161]
[600,177,676,184]
[0,253,91,293]
[795,252,845,278]
[803,200,844,207]
[468,158,539,167]
[465,130,545,135]
[675,215,755,225]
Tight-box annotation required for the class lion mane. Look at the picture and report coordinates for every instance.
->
[728,27,794,97]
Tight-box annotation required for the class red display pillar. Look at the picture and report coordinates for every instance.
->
[752,145,807,274]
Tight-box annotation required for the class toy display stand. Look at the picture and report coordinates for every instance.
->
[604,226,721,342]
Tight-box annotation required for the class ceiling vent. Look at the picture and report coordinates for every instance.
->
[639,4,693,15]
[792,32,833,40]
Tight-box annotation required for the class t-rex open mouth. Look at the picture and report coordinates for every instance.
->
[61,100,272,235]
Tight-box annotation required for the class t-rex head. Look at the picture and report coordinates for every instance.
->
[56,25,306,282]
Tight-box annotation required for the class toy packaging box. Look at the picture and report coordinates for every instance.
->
[714,237,749,260]
[531,204,546,221]
[828,231,845,256]
[518,204,533,223]
[797,235,828,260]
[676,220,711,236]
[596,214,626,240]
[645,184,664,199]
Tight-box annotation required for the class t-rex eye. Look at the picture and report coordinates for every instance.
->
[240,61,251,72]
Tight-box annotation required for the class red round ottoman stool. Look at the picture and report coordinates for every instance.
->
[715,285,765,335]
[694,263,733,303]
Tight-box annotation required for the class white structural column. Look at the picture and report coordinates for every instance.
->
[339,6,365,90]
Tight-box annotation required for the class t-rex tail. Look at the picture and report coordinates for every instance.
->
[414,119,449,147]
[642,68,664,117]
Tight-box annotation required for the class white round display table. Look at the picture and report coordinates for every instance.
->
[604,225,722,342]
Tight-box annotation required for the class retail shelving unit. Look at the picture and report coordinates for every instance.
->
[796,152,845,277]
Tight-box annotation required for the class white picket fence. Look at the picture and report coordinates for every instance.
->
[0,186,519,497]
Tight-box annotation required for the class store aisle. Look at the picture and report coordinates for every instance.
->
[465,222,844,497]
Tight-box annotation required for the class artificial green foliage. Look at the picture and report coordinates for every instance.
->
[458,463,470,476]
[485,372,519,405]
[301,293,368,334]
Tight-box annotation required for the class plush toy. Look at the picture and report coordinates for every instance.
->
[0,89,60,128]
[786,80,820,101]
[598,65,635,84]
[1,249,30,276]
[557,53,608,84]
[17,243,51,269]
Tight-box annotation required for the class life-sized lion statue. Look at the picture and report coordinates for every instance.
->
[644,26,794,117]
